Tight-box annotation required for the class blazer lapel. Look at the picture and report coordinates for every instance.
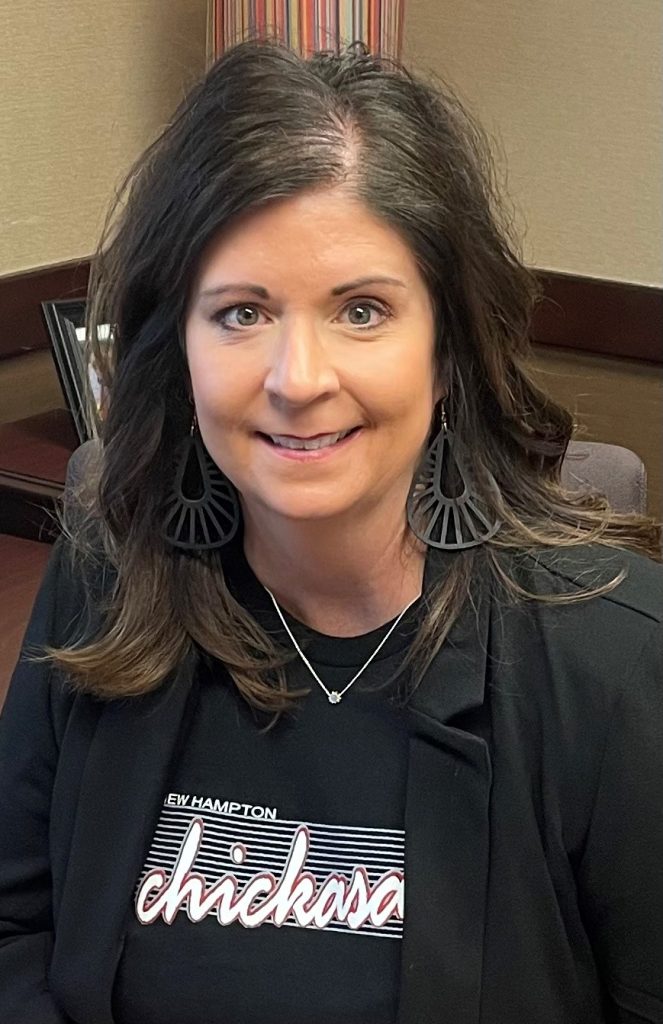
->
[398,552,493,1024]
[50,650,198,1024]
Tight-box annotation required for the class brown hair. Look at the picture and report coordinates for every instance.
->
[45,34,662,726]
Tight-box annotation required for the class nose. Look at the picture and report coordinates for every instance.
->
[263,319,340,407]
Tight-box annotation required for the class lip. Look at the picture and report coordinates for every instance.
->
[260,430,357,440]
[256,427,363,461]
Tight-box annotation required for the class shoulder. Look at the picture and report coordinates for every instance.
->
[41,529,117,639]
[487,547,663,876]
[522,542,663,624]
[492,543,663,711]
[496,543,663,648]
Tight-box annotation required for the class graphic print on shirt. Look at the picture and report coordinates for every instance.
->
[134,793,405,939]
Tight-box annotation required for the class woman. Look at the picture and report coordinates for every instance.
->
[1,35,662,1024]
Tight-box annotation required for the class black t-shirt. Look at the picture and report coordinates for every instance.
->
[113,542,425,1024]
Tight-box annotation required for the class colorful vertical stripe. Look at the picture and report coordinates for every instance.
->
[213,0,405,60]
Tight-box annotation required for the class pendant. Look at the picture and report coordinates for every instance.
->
[328,691,342,704]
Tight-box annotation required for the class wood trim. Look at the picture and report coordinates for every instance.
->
[532,270,662,365]
[0,259,660,363]
[0,259,90,360]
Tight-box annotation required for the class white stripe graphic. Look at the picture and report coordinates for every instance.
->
[135,796,405,938]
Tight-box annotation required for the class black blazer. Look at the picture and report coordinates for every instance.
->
[1,537,662,1024]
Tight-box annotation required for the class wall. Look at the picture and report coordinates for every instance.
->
[403,0,662,287]
[0,0,207,276]
[4,0,660,286]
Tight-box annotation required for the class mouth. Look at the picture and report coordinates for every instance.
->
[256,426,363,459]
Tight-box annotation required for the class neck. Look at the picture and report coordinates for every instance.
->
[241,503,426,637]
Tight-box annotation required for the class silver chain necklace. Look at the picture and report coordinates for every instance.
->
[263,586,422,704]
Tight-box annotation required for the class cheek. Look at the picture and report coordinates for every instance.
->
[186,331,231,420]
[377,367,436,427]
[185,328,209,393]
[190,373,224,419]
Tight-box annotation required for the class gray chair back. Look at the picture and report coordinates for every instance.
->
[560,440,647,515]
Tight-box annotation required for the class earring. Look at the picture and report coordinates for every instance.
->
[162,417,240,551]
[407,401,502,550]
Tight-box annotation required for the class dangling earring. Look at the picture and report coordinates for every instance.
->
[407,400,502,550]
[162,415,240,551]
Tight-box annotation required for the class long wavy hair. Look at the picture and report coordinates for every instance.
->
[46,34,662,723]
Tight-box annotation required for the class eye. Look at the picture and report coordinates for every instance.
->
[211,304,264,330]
[210,299,392,333]
[340,300,392,330]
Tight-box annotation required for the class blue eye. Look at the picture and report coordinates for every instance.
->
[344,302,388,328]
[211,305,261,330]
[211,300,391,332]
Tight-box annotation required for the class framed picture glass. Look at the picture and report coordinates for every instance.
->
[41,299,111,444]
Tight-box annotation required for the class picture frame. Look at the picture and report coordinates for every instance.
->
[41,298,110,445]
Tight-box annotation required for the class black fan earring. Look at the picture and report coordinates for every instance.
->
[407,400,502,550]
[162,415,240,551]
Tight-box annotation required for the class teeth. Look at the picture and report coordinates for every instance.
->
[269,429,353,450]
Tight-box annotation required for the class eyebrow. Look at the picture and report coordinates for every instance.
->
[197,276,407,301]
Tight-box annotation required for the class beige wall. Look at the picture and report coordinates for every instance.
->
[3,1,660,286]
[0,0,207,276]
[403,0,662,287]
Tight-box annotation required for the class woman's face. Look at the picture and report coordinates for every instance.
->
[185,188,442,530]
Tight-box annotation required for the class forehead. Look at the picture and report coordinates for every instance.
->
[193,188,423,292]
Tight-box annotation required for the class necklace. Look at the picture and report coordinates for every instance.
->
[263,586,422,704]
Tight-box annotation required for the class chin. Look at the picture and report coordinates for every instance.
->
[246,493,360,525]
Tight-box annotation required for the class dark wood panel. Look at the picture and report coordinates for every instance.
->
[0,409,76,541]
[0,350,66,427]
[532,271,662,365]
[0,259,89,359]
[0,408,77,482]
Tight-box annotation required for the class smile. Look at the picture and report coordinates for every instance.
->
[256,426,362,460]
